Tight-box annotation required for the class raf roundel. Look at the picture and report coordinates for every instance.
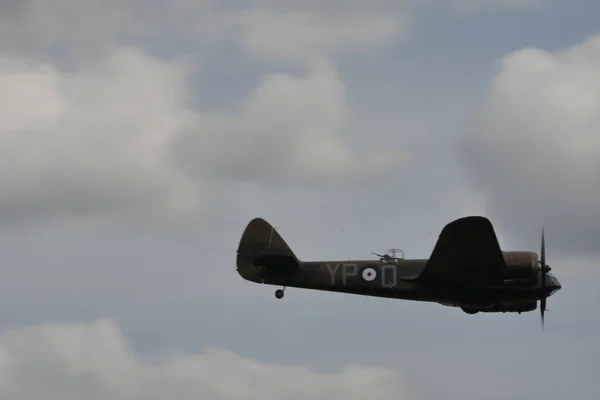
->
[362,267,377,282]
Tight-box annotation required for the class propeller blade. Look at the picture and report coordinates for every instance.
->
[539,227,549,331]
[540,296,546,330]
[541,228,545,267]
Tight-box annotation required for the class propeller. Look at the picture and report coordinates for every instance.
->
[539,228,551,330]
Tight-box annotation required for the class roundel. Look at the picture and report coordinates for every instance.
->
[362,267,377,282]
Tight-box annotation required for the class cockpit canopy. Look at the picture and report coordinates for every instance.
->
[373,248,405,263]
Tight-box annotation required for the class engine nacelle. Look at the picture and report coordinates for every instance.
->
[501,251,538,280]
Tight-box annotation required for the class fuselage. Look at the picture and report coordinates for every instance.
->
[238,257,562,313]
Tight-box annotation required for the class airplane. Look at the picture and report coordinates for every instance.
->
[236,216,562,327]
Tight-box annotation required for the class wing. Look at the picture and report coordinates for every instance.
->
[417,216,507,286]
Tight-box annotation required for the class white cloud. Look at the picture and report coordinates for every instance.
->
[2,0,539,228]
[174,59,402,185]
[458,34,600,257]
[0,319,412,399]
[0,0,415,227]
[0,49,402,225]
[0,47,200,225]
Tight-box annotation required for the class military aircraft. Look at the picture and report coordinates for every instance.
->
[236,216,562,327]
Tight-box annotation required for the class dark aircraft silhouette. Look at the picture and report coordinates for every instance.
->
[236,216,562,327]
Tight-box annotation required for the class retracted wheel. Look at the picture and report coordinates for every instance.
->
[275,289,285,299]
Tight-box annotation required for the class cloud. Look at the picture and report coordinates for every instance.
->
[231,8,403,61]
[0,50,402,226]
[1,0,544,229]
[174,59,402,186]
[0,47,201,226]
[0,319,412,399]
[0,0,138,61]
[0,0,229,62]
[0,0,545,65]
[447,0,551,12]
[0,0,406,64]
[458,34,600,257]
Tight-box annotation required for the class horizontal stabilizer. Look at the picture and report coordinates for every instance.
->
[253,254,299,269]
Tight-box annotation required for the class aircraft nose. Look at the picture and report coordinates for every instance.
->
[552,275,561,289]
[548,274,561,294]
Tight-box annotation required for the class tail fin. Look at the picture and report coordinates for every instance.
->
[236,218,300,281]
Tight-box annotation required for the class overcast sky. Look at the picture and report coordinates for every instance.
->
[1,0,599,399]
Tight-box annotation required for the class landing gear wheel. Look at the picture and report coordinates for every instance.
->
[275,289,285,299]
[461,307,479,314]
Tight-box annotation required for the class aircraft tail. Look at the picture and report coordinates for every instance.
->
[236,218,300,282]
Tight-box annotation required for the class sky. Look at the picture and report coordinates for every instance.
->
[0,0,599,398]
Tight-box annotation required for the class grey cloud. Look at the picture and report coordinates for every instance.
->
[0,0,135,62]
[0,319,412,400]
[0,0,408,228]
[0,0,405,64]
[0,0,546,66]
[173,60,403,186]
[458,35,600,257]
[231,10,402,61]
[0,48,403,227]
[0,47,201,226]
[253,0,545,14]
[254,0,408,14]
[0,186,596,399]
[421,0,551,12]
[0,0,226,63]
